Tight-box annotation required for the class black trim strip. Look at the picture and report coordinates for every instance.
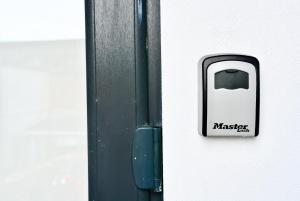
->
[146,1,163,199]
[85,0,97,200]
[202,54,260,137]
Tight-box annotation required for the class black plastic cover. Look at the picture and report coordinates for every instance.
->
[215,69,249,89]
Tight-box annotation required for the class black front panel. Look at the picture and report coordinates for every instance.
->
[215,69,249,90]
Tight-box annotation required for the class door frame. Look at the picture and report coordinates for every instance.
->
[85,0,162,200]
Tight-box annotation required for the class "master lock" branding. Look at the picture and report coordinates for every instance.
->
[213,123,249,132]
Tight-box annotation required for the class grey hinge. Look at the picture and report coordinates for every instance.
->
[132,127,162,192]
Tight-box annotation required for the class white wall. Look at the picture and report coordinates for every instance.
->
[0,0,85,41]
[161,0,300,201]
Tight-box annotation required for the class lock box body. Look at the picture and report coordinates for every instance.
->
[199,55,260,137]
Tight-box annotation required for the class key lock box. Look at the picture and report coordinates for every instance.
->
[199,55,260,137]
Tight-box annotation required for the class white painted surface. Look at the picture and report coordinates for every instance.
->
[161,0,300,200]
[0,0,85,41]
[0,40,88,201]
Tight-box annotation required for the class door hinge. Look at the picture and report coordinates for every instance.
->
[132,127,162,192]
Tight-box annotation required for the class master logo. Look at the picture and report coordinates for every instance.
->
[213,123,249,132]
